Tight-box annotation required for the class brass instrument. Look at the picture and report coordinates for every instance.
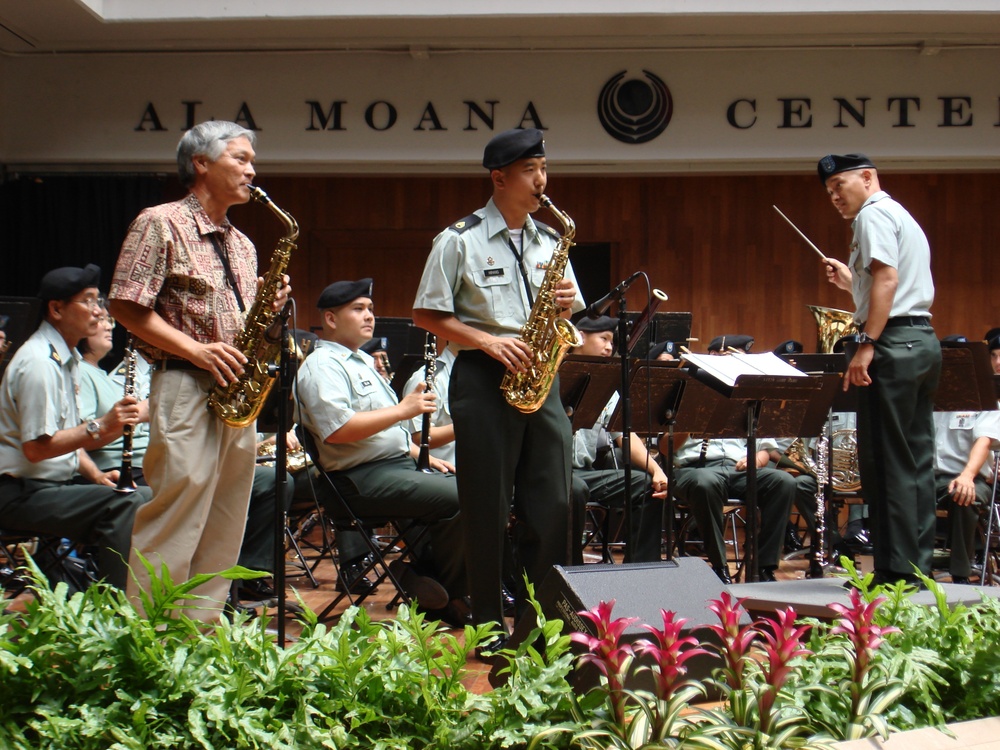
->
[830,428,862,492]
[501,194,583,413]
[416,332,437,473]
[627,288,670,355]
[256,441,310,473]
[808,305,857,354]
[207,185,298,427]
[114,340,138,495]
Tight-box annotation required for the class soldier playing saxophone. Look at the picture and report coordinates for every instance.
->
[413,129,584,651]
[109,121,291,620]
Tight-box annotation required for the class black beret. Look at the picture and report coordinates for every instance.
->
[983,328,1000,345]
[576,315,618,333]
[817,153,877,183]
[0,314,9,330]
[37,264,101,301]
[941,334,968,343]
[360,337,389,355]
[773,339,804,354]
[483,128,545,170]
[988,334,1000,352]
[649,340,677,359]
[317,278,373,309]
[708,334,754,353]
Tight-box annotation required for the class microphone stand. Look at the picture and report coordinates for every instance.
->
[613,301,635,557]
[271,302,293,647]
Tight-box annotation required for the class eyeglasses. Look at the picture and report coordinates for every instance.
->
[73,297,104,312]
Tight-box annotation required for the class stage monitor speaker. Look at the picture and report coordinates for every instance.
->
[489,557,746,694]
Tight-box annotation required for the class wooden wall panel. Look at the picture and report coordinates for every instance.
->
[232,172,1000,352]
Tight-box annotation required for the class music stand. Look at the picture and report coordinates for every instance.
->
[0,296,42,380]
[560,354,634,561]
[678,363,830,582]
[935,341,998,413]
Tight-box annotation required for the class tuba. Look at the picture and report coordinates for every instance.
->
[501,195,583,413]
[808,305,858,354]
[207,186,298,427]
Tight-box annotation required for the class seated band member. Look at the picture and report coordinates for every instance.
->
[0,265,149,590]
[988,330,1000,376]
[295,278,469,625]
[933,374,1000,584]
[77,306,151,488]
[570,315,668,564]
[659,333,796,583]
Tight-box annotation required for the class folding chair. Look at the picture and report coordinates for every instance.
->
[974,451,1000,586]
[297,427,431,622]
[672,498,747,580]
[1,532,96,596]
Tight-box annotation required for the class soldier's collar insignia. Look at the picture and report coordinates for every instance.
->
[49,343,62,365]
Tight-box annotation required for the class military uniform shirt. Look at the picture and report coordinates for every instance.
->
[295,339,410,472]
[0,321,82,480]
[572,392,621,470]
[413,197,585,353]
[849,191,934,325]
[674,436,779,467]
[933,410,1000,480]
[404,347,457,465]
[78,356,151,472]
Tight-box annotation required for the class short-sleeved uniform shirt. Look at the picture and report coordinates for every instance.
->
[572,392,621,470]
[108,193,258,361]
[0,321,82,480]
[413,197,585,353]
[295,339,410,472]
[933,410,1000,480]
[849,191,934,325]
[78,354,152,472]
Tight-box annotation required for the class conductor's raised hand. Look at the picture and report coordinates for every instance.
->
[824,258,852,291]
[400,381,437,419]
[192,341,248,387]
[483,335,532,374]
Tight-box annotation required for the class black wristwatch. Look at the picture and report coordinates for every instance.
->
[857,332,878,346]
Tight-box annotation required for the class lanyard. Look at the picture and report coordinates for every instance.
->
[208,232,246,313]
[505,231,534,309]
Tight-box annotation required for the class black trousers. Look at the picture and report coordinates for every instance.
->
[450,350,572,627]
[857,326,941,577]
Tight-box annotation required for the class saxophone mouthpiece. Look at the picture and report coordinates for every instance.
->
[247,184,268,203]
[536,193,552,207]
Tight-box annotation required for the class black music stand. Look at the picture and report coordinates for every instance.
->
[607,360,689,562]
[0,296,42,380]
[935,341,998,413]
[560,355,633,561]
[678,362,830,582]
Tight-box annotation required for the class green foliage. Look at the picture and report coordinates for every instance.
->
[0,556,578,749]
[6,554,1000,749]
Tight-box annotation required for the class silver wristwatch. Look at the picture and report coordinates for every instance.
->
[86,419,101,440]
[857,332,878,346]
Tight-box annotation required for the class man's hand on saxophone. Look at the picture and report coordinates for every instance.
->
[258,272,292,313]
[553,277,578,313]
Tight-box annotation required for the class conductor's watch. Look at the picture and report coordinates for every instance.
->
[857,332,878,346]
[86,419,101,440]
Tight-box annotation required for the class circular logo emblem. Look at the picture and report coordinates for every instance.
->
[597,70,673,144]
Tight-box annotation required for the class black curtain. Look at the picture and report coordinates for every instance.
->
[0,174,170,299]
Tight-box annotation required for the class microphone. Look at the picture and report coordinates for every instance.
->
[585,271,644,318]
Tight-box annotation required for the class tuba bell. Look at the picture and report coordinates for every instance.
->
[808,305,858,354]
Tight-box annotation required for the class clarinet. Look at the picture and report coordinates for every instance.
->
[416,333,437,473]
[114,340,138,495]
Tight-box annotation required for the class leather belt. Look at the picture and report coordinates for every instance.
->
[157,358,203,371]
[859,316,930,332]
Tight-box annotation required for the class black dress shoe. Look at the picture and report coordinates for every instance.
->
[335,560,376,595]
[420,596,473,629]
[238,577,276,601]
[475,634,509,661]
[951,575,971,585]
[388,559,449,610]
[758,567,777,583]
[784,525,804,553]
[713,566,733,585]
[843,529,874,555]
[502,586,516,618]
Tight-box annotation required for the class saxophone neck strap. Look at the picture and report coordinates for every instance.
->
[505,231,534,308]
[208,232,246,313]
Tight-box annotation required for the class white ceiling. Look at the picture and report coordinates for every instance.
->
[2,0,1000,55]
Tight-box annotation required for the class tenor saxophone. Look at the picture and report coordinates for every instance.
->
[500,194,583,413]
[207,185,298,428]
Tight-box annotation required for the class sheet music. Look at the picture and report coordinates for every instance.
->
[681,351,807,387]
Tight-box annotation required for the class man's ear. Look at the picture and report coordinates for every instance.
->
[192,155,210,177]
[323,309,337,331]
[490,167,505,190]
